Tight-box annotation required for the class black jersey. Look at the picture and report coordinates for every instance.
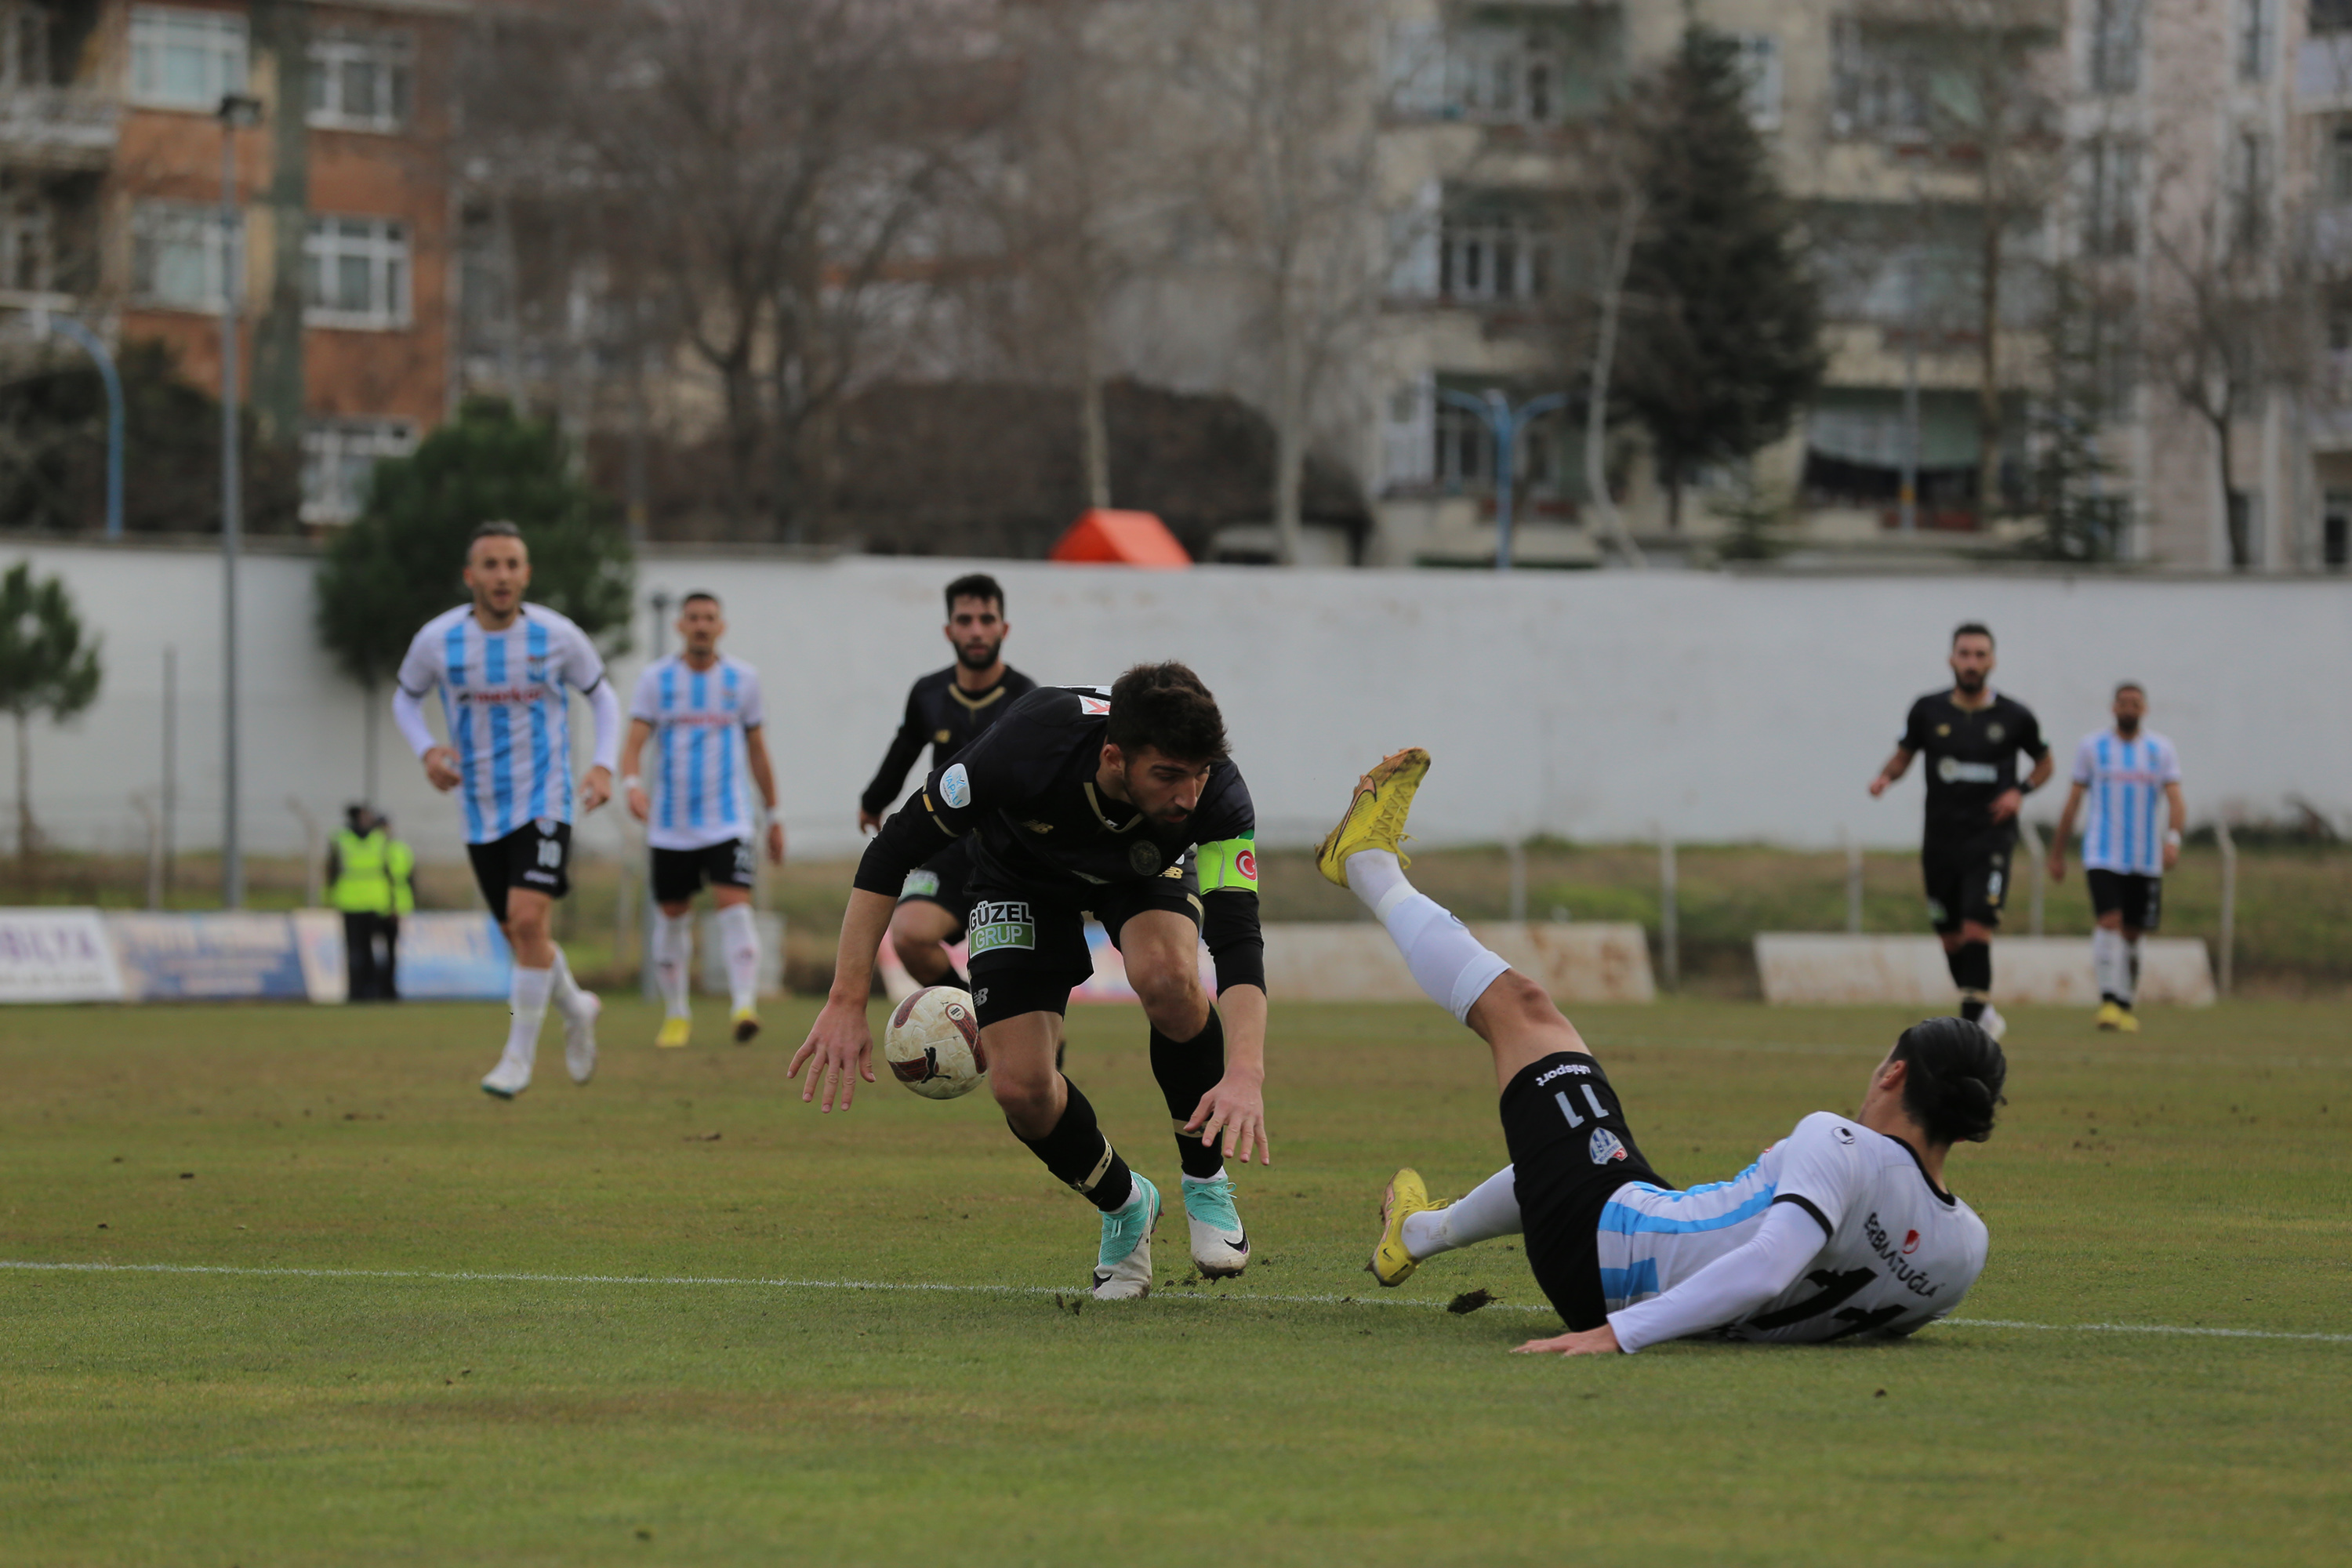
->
[859,665,1037,819]
[854,686,1264,986]
[1900,689,2049,838]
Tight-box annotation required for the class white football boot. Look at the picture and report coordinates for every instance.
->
[563,989,601,1085]
[1183,1174,1250,1279]
[1976,1004,2009,1044]
[480,1054,532,1100]
[1091,1174,1160,1301]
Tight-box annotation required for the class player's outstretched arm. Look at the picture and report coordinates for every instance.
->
[1184,983,1271,1166]
[577,680,621,814]
[1868,746,1914,797]
[788,888,895,1112]
[1513,1202,1824,1358]
[620,718,655,822]
[743,725,786,862]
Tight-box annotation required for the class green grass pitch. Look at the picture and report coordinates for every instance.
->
[2,995,2346,1566]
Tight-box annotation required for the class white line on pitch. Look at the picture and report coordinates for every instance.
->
[3,1260,2347,1345]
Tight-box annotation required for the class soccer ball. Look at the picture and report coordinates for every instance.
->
[883,985,987,1100]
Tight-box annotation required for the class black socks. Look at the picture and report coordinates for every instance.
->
[1948,940,1991,1021]
[1150,1008,1227,1179]
[1014,1077,1134,1213]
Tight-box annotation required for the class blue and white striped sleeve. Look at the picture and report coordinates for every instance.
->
[737,666,765,730]
[628,664,662,725]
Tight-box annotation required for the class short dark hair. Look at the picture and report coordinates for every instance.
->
[681,591,720,610]
[945,573,1004,616]
[2115,680,2145,698]
[1889,1017,2008,1145]
[1106,662,1229,764]
[471,520,522,544]
[1952,622,1994,648]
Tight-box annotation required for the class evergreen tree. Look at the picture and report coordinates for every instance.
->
[0,561,103,861]
[1619,27,1824,528]
[314,399,634,793]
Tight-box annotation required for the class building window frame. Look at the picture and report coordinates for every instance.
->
[307,28,414,132]
[2236,0,2275,84]
[2085,138,2140,258]
[305,215,412,329]
[1733,32,1782,131]
[128,5,249,112]
[2088,0,2141,96]
[131,198,236,313]
[301,417,416,524]
[1439,209,1554,303]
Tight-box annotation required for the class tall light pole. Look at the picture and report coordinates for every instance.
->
[1438,388,1570,572]
[218,91,261,909]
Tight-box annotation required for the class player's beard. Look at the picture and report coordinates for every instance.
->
[1954,669,1986,695]
[956,638,1001,671]
[2115,716,2140,737]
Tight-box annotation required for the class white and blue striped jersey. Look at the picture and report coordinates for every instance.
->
[396,604,608,845]
[629,655,765,851]
[2072,729,2182,877]
[1597,1112,1988,1344]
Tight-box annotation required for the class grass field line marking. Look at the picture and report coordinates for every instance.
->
[1584,1034,2352,1071]
[5,1260,2348,1345]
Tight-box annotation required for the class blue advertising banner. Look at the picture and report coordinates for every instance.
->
[107,913,309,1001]
[392,913,514,1001]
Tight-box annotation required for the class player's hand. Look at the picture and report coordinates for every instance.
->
[2163,839,2180,871]
[766,821,787,865]
[2045,848,2067,883]
[1512,1324,1622,1357]
[423,746,462,793]
[1988,787,2023,823]
[578,765,613,815]
[788,996,875,1112]
[626,785,651,823]
[858,808,882,835]
[1867,774,1889,798]
[1184,1073,1271,1166]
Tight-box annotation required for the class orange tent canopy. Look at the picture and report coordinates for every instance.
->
[1048,508,1192,568]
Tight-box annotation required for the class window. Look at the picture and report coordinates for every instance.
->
[2318,0,2352,36]
[1447,29,1557,125]
[2332,124,2352,205]
[2089,0,2141,95]
[2,2,49,89]
[1440,211,1553,303]
[305,216,409,327]
[2085,140,2140,257]
[129,6,248,111]
[2238,0,2274,83]
[302,419,415,524]
[2324,493,2350,568]
[1830,20,1929,139]
[308,30,412,131]
[0,190,49,292]
[132,199,235,311]
[2232,131,2270,252]
[1433,398,1566,495]
[1733,34,1781,130]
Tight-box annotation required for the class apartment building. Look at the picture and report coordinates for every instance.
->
[1,0,466,527]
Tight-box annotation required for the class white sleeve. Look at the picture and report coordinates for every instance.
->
[2071,734,2097,786]
[391,684,437,759]
[558,618,608,697]
[1607,1202,1825,1353]
[2161,739,2183,784]
[586,677,622,772]
[394,624,439,700]
[1769,1113,1873,1239]
[628,664,662,724]
[739,667,765,730]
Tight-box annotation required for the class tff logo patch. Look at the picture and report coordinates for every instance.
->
[1588,1128,1628,1164]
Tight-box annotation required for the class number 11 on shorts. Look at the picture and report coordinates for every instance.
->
[1554,1084,1610,1128]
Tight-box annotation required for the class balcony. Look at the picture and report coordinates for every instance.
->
[0,87,118,171]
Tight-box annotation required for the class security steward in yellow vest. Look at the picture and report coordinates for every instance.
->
[328,805,396,1001]
[383,816,415,1000]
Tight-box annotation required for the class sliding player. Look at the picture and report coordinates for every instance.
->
[858,574,1036,992]
[796,663,1267,1300]
[1323,749,2000,1354]
[2046,683,2184,1033]
[393,521,619,1098]
[622,591,786,1049]
[1868,622,2053,1041]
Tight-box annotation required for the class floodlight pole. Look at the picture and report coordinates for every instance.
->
[1438,388,1569,572]
[217,92,260,909]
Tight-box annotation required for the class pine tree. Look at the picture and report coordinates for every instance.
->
[0,561,103,861]
[1619,27,1824,528]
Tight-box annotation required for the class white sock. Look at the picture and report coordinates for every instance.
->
[2125,936,2144,1006]
[1345,849,1512,1023]
[1183,1167,1228,1186]
[717,902,760,1013]
[654,911,693,1019]
[2092,927,2125,1001]
[506,965,553,1066]
[548,944,587,1019]
[1400,1165,1523,1260]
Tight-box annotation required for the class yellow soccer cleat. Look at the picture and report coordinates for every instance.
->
[731,1007,760,1045]
[2095,1000,2125,1033]
[1367,1167,1450,1288]
[2113,1007,2141,1034]
[655,1016,691,1051]
[1316,747,1432,889]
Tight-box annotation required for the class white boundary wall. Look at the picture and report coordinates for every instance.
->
[3,539,2347,862]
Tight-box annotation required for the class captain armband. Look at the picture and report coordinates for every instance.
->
[1194,834,1259,896]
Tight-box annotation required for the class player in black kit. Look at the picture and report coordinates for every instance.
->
[857,574,1036,989]
[795,662,1269,1301]
[1869,622,2052,1041]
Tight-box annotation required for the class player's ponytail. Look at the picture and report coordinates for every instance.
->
[1889,1017,2008,1145]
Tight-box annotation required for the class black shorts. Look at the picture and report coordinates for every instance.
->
[652,839,754,906]
[2086,869,2162,931]
[895,837,975,935]
[964,866,1203,1029]
[1498,1052,1669,1330]
[1921,827,2015,933]
[466,820,571,924]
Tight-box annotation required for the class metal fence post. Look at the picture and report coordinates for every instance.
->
[1845,832,1864,935]
[2019,819,2046,938]
[2216,822,2237,999]
[1658,831,1679,993]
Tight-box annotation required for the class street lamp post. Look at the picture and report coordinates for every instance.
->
[217,91,260,909]
[1437,388,1570,572]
